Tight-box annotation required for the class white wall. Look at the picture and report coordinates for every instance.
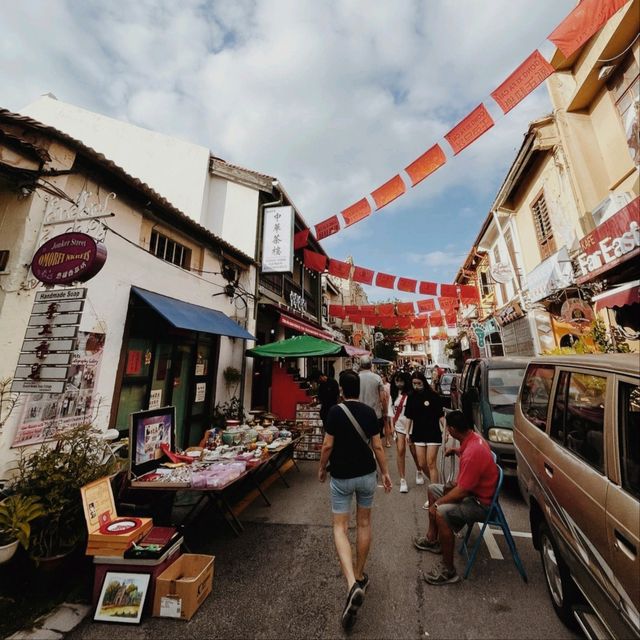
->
[22,96,211,223]
[0,177,257,477]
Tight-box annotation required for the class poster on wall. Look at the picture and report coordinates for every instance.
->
[261,206,294,273]
[12,332,105,447]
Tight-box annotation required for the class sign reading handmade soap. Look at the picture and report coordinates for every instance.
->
[11,288,87,394]
[261,206,294,273]
[31,232,107,285]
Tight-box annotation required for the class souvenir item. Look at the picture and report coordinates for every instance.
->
[94,572,150,624]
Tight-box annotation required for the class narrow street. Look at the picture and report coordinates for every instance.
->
[68,449,578,640]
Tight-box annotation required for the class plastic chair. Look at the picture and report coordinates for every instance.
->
[459,461,528,582]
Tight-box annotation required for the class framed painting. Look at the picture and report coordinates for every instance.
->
[94,572,150,624]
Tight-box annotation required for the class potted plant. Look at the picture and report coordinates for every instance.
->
[11,424,116,566]
[0,494,45,564]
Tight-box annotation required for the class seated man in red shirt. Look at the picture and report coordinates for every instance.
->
[413,410,498,585]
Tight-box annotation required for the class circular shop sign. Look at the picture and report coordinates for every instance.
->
[489,261,513,284]
[31,232,107,285]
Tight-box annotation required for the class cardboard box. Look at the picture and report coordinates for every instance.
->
[153,554,214,621]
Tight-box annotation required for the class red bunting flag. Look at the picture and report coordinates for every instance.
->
[405,144,447,187]
[417,299,436,313]
[352,265,375,285]
[419,281,438,296]
[345,305,361,315]
[459,284,479,300]
[360,304,377,314]
[491,51,555,114]
[377,303,395,316]
[439,297,459,312]
[293,229,310,250]
[430,314,444,327]
[548,0,629,58]
[328,259,352,279]
[397,317,412,329]
[371,175,406,210]
[397,277,418,293]
[380,317,398,329]
[315,215,341,240]
[363,315,379,326]
[329,305,346,318]
[440,284,459,298]
[444,104,495,155]
[397,302,415,316]
[445,313,457,327]
[375,272,396,289]
[341,198,372,227]
[413,317,428,328]
[303,249,327,272]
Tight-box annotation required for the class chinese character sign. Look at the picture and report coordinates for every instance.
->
[262,206,294,273]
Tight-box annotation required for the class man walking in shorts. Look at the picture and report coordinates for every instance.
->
[413,410,498,585]
[319,370,392,630]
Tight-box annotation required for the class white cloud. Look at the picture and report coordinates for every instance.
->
[0,0,575,229]
[409,249,466,269]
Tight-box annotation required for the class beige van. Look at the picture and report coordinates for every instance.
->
[514,354,639,639]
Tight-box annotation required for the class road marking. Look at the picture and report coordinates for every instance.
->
[467,525,532,560]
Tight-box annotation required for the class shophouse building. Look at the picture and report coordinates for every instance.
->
[0,109,258,477]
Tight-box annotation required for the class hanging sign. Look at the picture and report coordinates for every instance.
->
[560,298,594,323]
[490,262,513,284]
[262,206,294,273]
[31,233,107,285]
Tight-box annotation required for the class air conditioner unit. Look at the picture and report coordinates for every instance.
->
[590,192,633,227]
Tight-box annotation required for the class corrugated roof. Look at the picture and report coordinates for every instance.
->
[0,108,256,265]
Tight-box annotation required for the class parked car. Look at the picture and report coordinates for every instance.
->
[514,354,639,639]
[458,357,529,474]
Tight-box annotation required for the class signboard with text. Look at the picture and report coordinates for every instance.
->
[262,206,294,273]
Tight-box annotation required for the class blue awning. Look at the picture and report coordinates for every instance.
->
[132,286,255,340]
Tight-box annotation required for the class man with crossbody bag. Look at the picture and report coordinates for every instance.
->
[318,370,392,632]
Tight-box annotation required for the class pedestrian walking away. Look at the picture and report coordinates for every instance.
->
[317,369,340,429]
[318,369,392,632]
[380,373,393,447]
[357,356,388,440]
[405,372,444,507]
[389,371,423,493]
[413,410,498,585]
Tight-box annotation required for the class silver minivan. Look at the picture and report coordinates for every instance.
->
[514,354,639,639]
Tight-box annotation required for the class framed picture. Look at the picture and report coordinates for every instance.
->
[94,572,150,624]
[129,406,176,477]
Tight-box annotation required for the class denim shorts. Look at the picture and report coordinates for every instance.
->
[429,483,489,532]
[330,471,377,513]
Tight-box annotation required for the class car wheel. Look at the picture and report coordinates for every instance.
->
[538,521,579,629]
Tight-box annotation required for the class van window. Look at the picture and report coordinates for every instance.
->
[619,382,640,499]
[520,365,555,430]
[551,371,570,444]
[565,373,606,473]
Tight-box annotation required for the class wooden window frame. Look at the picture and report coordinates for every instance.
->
[150,229,192,269]
[531,190,556,260]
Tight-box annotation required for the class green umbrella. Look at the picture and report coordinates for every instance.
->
[246,335,342,358]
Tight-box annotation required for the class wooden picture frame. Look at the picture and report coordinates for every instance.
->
[94,572,150,624]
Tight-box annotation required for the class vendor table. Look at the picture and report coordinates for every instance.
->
[131,437,301,537]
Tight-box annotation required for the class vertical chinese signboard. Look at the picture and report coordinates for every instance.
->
[262,206,294,273]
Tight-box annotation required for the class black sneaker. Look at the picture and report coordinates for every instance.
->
[341,583,365,631]
[356,572,369,593]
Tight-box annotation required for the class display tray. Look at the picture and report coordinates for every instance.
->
[95,538,183,566]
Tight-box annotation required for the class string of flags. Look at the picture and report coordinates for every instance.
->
[302,248,480,302]
[292,0,629,242]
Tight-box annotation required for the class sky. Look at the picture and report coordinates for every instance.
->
[0,0,577,303]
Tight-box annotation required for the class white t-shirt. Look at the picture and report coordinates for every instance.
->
[390,393,410,434]
[358,370,384,418]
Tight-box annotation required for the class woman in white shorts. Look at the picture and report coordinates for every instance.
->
[390,372,423,493]
[404,372,444,506]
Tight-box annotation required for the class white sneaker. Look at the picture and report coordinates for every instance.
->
[416,471,425,486]
[422,499,430,510]
[399,479,408,493]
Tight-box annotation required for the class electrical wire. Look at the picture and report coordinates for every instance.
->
[597,33,639,63]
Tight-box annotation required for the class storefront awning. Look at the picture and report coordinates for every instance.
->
[342,344,371,357]
[132,286,255,340]
[247,335,341,358]
[592,280,640,312]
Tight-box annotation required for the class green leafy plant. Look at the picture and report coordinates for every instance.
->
[11,424,116,559]
[212,397,245,429]
[0,495,45,548]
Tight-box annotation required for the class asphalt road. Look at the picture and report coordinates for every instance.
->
[68,447,580,639]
